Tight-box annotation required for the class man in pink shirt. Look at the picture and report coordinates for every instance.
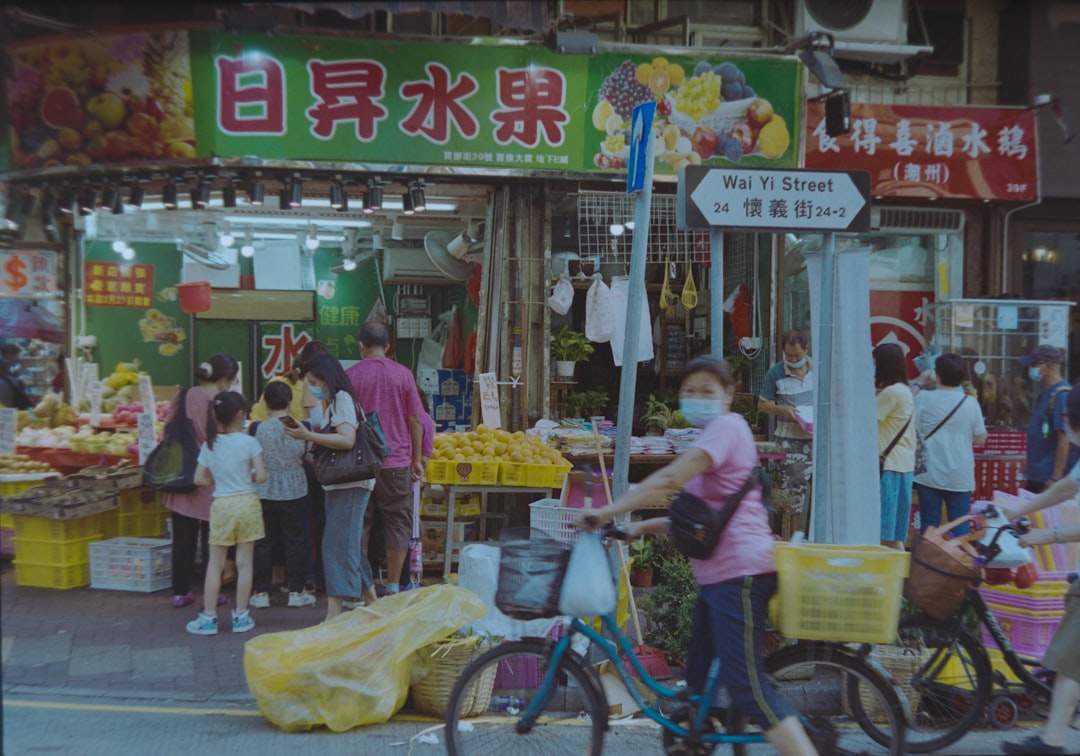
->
[346,322,424,595]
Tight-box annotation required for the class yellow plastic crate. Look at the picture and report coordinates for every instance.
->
[499,461,573,488]
[117,487,163,515]
[775,543,910,643]
[426,460,500,486]
[14,560,91,589]
[12,513,103,541]
[13,534,104,565]
[0,513,12,529]
[0,474,58,497]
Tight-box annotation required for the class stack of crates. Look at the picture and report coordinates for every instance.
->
[11,513,104,589]
[0,473,59,557]
[980,577,1069,657]
[101,488,168,539]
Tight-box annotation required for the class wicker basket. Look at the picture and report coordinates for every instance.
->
[846,644,930,722]
[411,638,495,718]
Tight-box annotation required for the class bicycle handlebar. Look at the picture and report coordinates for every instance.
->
[973,504,1031,563]
[578,514,630,541]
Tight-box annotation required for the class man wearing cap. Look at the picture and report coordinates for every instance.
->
[1022,344,1079,493]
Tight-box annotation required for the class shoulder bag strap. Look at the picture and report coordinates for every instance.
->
[924,396,967,442]
[881,414,912,465]
[714,466,766,534]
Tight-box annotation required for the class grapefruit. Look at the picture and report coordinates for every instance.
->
[40,86,81,130]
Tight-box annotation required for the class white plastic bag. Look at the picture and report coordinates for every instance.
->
[548,277,574,315]
[974,506,1032,569]
[584,276,615,343]
[558,532,616,617]
[417,309,453,376]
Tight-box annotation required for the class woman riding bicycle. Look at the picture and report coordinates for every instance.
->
[578,356,817,756]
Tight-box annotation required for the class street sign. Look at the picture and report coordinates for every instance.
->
[678,166,871,232]
[626,101,656,195]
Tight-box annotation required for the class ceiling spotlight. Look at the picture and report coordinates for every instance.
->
[222,181,237,208]
[363,181,382,215]
[100,185,119,211]
[330,180,347,211]
[219,221,235,248]
[112,238,129,253]
[342,257,357,272]
[249,180,265,206]
[625,219,635,231]
[391,217,405,240]
[410,181,426,212]
[609,223,625,236]
[371,231,385,251]
[111,191,124,215]
[402,191,415,215]
[289,180,303,208]
[162,181,178,210]
[128,184,145,209]
[78,186,98,216]
[194,178,211,208]
[120,246,136,261]
[58,187,76,215]
[305,225,320,250]
[240,233,255,258]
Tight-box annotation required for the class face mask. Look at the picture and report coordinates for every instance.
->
[310,385,329,401]
[785,357,807,369]
[1028,366,1042,382]
[1068,427,1079,447]
[679,398,726,427]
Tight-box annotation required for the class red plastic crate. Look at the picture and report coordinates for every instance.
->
[973,431,1027,456]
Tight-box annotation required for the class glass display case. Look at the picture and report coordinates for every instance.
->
[923,299,1073,429]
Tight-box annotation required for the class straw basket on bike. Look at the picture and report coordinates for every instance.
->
[411,636,495,717]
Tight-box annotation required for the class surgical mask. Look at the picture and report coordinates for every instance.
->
[679,398,726,427]
[1068,427,1079,447]
[1028,366,1042,382]
[785,357,807,369]
[310,385,329,401]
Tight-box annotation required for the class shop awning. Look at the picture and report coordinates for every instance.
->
[271,2,548,33]
[0,299,64,343]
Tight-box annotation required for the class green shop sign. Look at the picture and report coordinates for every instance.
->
[189,33,801,174]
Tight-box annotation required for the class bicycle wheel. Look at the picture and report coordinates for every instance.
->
[766,641,905,756]
[444,639,608,756]
[848,615,992,754]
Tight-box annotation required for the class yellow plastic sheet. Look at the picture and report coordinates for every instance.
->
[244,584,486,732]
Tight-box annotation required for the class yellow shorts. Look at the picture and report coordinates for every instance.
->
[209,492,265,546]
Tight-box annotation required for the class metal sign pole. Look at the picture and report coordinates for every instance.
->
[711,228,724,359]
[811,231,835,543]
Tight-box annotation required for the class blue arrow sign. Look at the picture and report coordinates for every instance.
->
[626,101,656,195]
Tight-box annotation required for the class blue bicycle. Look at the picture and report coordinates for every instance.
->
[444,526,907,755]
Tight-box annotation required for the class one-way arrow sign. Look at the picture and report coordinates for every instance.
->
[678,166,871,232]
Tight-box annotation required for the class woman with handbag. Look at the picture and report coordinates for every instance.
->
[578,356,817,756]
[165,353,240,608]
[875,343,916,551]
[284,353,378,622]
[911,353,987,536]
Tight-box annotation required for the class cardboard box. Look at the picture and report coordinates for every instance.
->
[418,368,439,395]
[420,519,476,562]
[436,369,473,397]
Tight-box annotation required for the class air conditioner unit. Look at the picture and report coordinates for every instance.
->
[382,247,458,285]
[795,0,930,63]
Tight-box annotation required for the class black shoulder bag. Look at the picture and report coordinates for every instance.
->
[313,400,391,486]
[142,389,201,493]
[669,467,769,560]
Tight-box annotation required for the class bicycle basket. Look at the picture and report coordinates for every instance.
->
[904,534,982,620]
[495,527,572,620]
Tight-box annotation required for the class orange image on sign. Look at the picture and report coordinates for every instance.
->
[84,261,155,308]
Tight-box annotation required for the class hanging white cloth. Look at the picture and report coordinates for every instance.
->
[584,276,615,343]
[609,276,654,367]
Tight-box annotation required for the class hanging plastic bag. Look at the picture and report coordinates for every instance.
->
[418,309,453,377]
[442,306,463,369]
[660,257,678,315]
[584,276,615,343]
[244,584,485,732]
[973,506,1032,569]
[681,266,698,310]
[558,532,616,617]
[548,277,574,315]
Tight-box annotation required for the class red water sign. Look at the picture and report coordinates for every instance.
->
[805,103,1037,201]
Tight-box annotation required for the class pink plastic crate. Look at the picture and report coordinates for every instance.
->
[982,606,1061,657]
[980,581,1068,614]
[493,655,542,689]
[0,527,13,557]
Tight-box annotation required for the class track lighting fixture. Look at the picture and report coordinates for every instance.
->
[402,191,415,215]
[112,238,129,253]
[78,186,97,216]
[100,185,119,211]
[195,178,212,208]
[59,187,76,215]
[279,186,291,211]
[240,232,255,258]
[162,181,178,210]
[222,181,237,209]
[410,181,426,212]
[391,217,405,241]
[342,257,357,271]
[219,221,235,248]
[249,179,265,206]
[128,184,145,209]
[305,224,320,250]
[40,189,58,234]
[111,191,124,215]
[4,196,21,230]
[329,180,347,211]
[289,180,303,208]
[363,180,382,215]
[120,246,135,261]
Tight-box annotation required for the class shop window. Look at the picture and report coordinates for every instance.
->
[1020,230,1080,301]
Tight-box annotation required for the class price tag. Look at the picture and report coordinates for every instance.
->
[0,408,16,455]
[138,374,155,415]
[88,380,103,425]
[477,372,501,429]
[136,412,157,464]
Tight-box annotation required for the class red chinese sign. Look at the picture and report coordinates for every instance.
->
[805,104,1037,201]
[259,323,311,380]
[83,261,155,308]
[870,289,935,377]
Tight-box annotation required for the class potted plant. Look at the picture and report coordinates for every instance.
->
[551,326,595,379]
[629,536,658,587]
[641,393,691,435]
[566,388,610,419]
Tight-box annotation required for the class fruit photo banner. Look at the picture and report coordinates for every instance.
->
[804,103,1037,201]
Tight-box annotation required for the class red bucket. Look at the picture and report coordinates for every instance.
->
[176,281,212,313]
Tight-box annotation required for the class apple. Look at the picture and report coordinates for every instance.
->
[746,98,774,130]
[730,121,757,153]
[65,152,92,166]
[691,125,718,160]
[86,93,127,131]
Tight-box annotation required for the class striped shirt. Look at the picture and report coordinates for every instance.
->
[760,359,814,440]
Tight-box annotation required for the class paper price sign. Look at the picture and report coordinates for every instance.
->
[88,381,103,424]
[0,408,16,455]
[477,372,501,429]
[137,412,157,465]
[138,375,155,415]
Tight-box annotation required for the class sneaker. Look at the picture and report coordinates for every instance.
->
[249,592,271,609]
[288,591,316,607]
[186,612,218,635]
[172,592,195,608]
[341,599,364,610]
[232,610,255,634]
[1002,735,1065,755]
